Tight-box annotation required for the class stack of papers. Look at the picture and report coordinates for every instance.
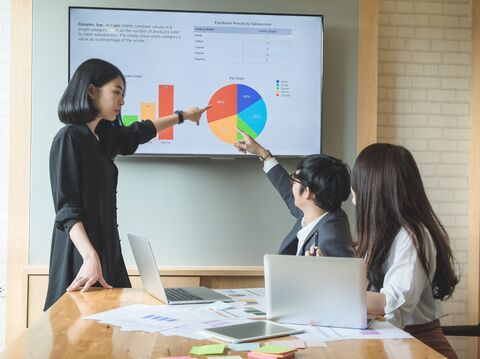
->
[83,303,252,340]
[83,288,265,340]
[290,320,412,344]
[212,288,267,319]
[83,288,412,345]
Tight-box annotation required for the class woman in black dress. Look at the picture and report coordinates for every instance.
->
[44,58,209,310]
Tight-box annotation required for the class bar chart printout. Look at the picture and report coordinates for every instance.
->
[207,84,267,144]
[158,85,174,140]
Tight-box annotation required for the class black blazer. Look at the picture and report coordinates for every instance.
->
[267,163,355,257]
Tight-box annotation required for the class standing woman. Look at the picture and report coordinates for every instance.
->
[351,143,459,359]
[44,58,209,310]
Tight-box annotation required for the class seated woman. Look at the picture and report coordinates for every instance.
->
[351,143,459,359]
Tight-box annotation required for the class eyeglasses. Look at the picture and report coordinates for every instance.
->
[288,173,304,186]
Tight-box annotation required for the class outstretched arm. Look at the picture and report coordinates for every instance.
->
[151,105,211,132]
[98,105,211,157]
[234,129,302,218]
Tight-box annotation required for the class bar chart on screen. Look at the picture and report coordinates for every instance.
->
[122,84,175,140]
[70,8,323,156]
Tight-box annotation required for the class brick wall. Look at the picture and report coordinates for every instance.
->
[0,0,10,352]
[378,1,471,357]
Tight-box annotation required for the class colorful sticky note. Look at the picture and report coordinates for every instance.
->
[158,357,194,359]
[190,344,225,355]
[228,342,261,351]
[207,356,243,359]
[255,345,295,354]
[247,352,295,359]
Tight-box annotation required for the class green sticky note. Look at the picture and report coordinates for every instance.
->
[190,344,225,355]
[255,345,294,354]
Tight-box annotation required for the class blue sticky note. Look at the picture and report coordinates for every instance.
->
[228,342,261,351]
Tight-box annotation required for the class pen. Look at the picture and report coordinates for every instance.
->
[307,231,319,256]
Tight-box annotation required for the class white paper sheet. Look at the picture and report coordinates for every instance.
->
[82,289,412,345]
[292,320,412,343]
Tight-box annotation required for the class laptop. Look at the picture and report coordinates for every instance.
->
[264,254,368,329]
[128,234,233,304]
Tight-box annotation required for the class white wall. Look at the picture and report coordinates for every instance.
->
[378,1,471,357]
[0,0,11,352]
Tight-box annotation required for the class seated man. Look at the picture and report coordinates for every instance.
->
[235,129,354,257]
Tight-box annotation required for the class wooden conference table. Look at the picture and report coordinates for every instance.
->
[2,288,444,358]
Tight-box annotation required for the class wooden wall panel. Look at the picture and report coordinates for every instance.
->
[467,0,480,357]
[357,0,379,152]
[6,0,32,345]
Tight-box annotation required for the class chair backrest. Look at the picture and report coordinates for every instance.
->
[441,324,480,337]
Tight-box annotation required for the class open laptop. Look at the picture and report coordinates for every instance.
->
[128,234,232,304]
[264,254,368,329]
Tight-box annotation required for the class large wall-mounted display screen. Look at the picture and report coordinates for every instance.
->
[70,7,323,156]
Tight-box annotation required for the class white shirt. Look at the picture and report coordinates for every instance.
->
[296,214,328,255]
[263,156,279,173]
[380,227,448,328]
[262,157,328,255]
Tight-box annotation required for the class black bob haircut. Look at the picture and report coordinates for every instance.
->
[295,154,351,212]
[58,58,126,124]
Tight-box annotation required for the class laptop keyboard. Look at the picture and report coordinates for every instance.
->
[165,288,203,301]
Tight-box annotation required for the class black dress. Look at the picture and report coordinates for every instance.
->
[44,119,156,310]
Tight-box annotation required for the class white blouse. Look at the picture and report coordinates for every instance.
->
[379,227,448,328]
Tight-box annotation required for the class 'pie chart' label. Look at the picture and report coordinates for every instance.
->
[207,84,267,144]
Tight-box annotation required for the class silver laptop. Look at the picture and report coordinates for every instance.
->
[264,254,367,329]
[128,234,232,304]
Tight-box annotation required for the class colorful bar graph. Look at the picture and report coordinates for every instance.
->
[140,102,156,122]
[122,115,138,127]
[158,85,174,140]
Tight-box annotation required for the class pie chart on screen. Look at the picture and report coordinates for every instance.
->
[207,84,267,144]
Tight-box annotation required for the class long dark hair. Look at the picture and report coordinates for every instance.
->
[351,143,458,300]
[58,58,125,124]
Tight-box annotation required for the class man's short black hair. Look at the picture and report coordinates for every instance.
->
[58,58,126,125]
[295,154,351,212]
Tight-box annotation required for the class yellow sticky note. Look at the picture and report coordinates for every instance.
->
[190,344,225,355]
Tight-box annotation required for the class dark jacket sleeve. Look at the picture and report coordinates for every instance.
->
[96,119,157,158]
[317,211,355,257]
[49,130,85,234]
[266,163,303,219]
